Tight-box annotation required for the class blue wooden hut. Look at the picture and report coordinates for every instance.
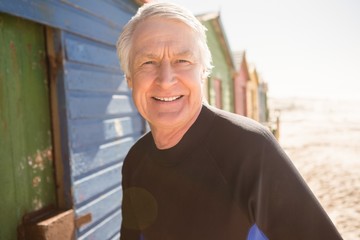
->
[0,1,144,239]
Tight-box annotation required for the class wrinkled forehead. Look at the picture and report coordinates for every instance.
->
[133,16,197,39]
[130,17,201,56]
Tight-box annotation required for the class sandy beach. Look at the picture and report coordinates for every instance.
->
[269,97,360,240]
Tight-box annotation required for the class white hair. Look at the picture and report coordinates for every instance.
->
[116,2,213,78]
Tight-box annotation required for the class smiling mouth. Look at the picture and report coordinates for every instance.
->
[152,95,183,102]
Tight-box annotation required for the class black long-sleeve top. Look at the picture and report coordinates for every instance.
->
[120,104,342,240]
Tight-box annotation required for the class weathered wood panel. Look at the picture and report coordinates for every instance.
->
[0,0,137,45]
[78,210,122,240]
[69,118,141,149]
[75,187,122,233]
[68,92,135,119]
[62,30,142,239]
[71,138,134,178]
[65,62,128,93]
[0,13,56,240]
[63,29,143,236]
[64,32,120,69]
[61,0,132,29]
[1,1,142,239]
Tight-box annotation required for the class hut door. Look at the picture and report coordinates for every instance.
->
[0,13,57,240]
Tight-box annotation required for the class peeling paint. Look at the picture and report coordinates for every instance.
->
[32,197,44,211]
[114,119,124,136]
[28,156,33,166]
[32,176,41,187]
[1,14,57,240]
[27,146,53,170]
[35,150,44,170]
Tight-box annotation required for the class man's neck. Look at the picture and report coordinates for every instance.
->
[150,107,202,150]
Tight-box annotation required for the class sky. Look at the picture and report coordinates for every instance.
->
[158,0,360,100]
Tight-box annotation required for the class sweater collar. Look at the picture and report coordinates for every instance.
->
[148,104,215,166]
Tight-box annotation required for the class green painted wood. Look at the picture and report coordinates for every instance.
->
[203,21,234,113]
[0,13,56,240]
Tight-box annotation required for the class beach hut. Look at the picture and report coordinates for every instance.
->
[247,66,260,121]
[197,12,236,112]
[0,1,145,239]
[233,51,250,116]
[258,80,269,123]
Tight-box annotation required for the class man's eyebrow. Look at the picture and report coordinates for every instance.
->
[134,51,157,59]
[174,50,194,57]
[132,53,157,66]
[132,50,196,66]
[134,49,194,57]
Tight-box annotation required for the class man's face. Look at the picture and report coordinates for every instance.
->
[127,17,205,130]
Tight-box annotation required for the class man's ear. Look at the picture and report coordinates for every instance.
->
[126,76,133,89]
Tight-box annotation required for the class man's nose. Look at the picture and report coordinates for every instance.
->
[156,61,176,88]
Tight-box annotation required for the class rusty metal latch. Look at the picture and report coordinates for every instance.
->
[75,213,92,228]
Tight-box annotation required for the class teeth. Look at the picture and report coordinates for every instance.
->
[154,96,181,102]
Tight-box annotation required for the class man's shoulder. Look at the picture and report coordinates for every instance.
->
[129,131,152,151]
[206,105,271,140]
[124,131,152,165]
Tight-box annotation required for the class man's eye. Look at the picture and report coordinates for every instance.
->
[143,61,155,65]
[177,59,189,63]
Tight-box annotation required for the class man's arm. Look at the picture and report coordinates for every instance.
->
[253,133,342,239]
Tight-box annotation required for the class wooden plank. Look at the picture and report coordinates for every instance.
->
[112,0,140,13]
[61,0,133,29]
[23,209,75,240]
[0,13,57,240]
[69,117,141,149]
[0,0,132,45]
[68,92,135,119]
[0,13,18,239]
[65,62,128,93]
[72,163,122,205]
[46,28,74,209]
[71,137,134,178]
[75,187,122,234]
[64,32,120,69]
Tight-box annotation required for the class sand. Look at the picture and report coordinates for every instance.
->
[269,97,360,240]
